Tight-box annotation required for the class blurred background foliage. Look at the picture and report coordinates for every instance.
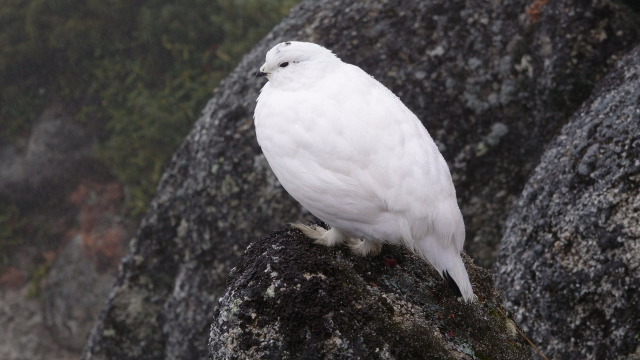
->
[0,0,299,217]
[0,198,26,268]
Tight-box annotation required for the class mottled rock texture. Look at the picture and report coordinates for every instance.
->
[495,44,640,359]
[210,227,531,360]
[43,235,120,351]
[0,287,78,360]
[82,0,640,359]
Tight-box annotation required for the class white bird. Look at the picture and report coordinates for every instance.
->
[254,41,475,302]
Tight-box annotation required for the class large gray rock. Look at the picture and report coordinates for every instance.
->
[495,44,640,359]
[43,235,120,351]
[210,227,531,360]
[0,104,95,208]
[0,287,78,360]
[83,1,640,359]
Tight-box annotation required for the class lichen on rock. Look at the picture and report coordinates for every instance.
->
[495,43,640,360]
[210,227,532,360]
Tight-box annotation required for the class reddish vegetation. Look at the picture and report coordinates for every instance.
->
[69,181,128,269]
[0,178,130,293]
[382,256,398,267]
[0,266,27,288]
[527,0,550,23]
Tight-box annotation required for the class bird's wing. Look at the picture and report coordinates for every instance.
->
[333,65,465,250]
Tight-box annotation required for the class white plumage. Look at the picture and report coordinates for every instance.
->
[254,41,474,302]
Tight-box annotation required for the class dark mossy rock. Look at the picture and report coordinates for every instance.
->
[495,44,640,359]
[82,0,640,359]
[210,227,532,360]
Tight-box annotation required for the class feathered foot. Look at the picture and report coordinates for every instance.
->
[291,224,382,257]
[348,238,382,257]
[290,223,346,247]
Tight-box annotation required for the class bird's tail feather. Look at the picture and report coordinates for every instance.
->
[443,270,462,297]
[442,256,475,302]
[415,234,475,302]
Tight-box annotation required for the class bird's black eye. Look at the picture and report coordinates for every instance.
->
[279,62,289,68]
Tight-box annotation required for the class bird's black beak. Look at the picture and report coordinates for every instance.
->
[255,71,268,78]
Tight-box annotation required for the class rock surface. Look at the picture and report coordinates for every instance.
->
[0,286,78,360]
[82,1,640,359]
[0,104,95,208]
[495,44,640,359]
[43,235,121,351]
[210,227,531,360]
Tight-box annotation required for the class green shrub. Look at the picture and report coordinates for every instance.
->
[1,0,300,216]
[0,199,26,270]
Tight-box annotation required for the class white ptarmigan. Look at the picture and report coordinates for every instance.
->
[254,41,475,302]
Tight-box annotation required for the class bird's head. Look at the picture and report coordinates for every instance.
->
[256,41,339,88]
